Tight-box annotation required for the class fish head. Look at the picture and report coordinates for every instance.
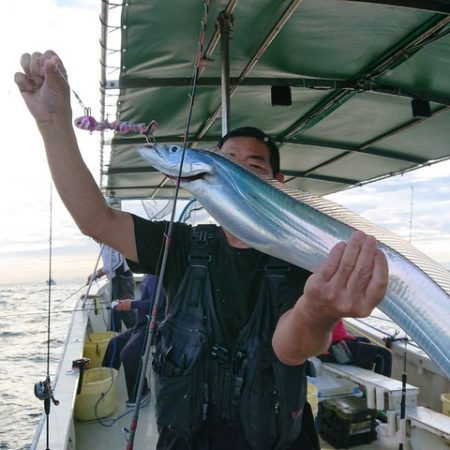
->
[137,143,215,183]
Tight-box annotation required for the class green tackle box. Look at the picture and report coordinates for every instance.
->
[319,396,377,449]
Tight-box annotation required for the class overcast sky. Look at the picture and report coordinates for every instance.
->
[1,0,449,285]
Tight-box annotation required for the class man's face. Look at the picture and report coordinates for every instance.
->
[220,136,284,181]
[221,136,274,176]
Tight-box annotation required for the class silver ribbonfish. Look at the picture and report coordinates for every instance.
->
[138,143,450,379]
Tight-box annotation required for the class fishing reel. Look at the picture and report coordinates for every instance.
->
[384,331,409,349]
[34,378,60,409]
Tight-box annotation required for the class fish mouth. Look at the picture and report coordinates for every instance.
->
[165,172,206,182]
[138,145,209,181]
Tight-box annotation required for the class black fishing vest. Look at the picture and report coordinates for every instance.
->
[152,225,308,449]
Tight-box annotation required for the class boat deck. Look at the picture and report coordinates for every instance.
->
[74,366,391,450]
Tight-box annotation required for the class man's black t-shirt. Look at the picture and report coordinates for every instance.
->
[127,215,311,347]
[126,215,319,449]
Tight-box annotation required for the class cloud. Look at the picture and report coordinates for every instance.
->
[2,0,449,285]
[56,0,98,8]
[1,0,102,283]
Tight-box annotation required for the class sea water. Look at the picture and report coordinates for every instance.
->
[0,281,86,450]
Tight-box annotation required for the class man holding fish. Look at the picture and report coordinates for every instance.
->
[16,51,388,450]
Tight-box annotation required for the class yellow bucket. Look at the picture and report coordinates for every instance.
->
[74,367,119,421]
[441,393,450,416]
[307,383,319,419]
[83,331,117,368]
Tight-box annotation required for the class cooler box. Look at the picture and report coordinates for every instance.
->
[83,331,117,368]
[319,396,376,448]
[74,367,119,420]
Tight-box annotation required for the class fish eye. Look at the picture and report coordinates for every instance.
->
[170,146,178,152]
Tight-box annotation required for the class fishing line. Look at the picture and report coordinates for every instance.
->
[34,183,59,450]
[140,198,173,221]
[2,304,113,319]
[46,183,52,383]
[349,317,420,350]
[33,199,105,449]
[55,64,89,112]
[177,198,204,223]
[52,284,88,310]
[125,2,212,448]
[181,204,206,224]
[55,64,158,141]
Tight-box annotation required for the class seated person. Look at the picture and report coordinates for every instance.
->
[102,274,166,404]
[318,320,392,377]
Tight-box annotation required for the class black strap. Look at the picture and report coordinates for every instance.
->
[185,225,217,307]
[188,224,217,264]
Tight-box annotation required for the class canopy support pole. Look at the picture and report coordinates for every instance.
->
[218,11,233,136]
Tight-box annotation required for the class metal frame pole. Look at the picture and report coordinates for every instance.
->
[218,11,233,136]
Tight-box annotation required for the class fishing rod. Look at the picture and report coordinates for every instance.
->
[397,338,409,449]
[379,330,411,449]
[34,183,59,450]
[30,172,104,449]
[125,2,212,448]
[83,243,105,305]
[52,283,89,310]
[350,317,421,351]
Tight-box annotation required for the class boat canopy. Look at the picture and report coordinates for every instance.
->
[99,0,450,200]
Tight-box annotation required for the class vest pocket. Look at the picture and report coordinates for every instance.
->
[155,374,206,438]
[153,319,208,438]
[240,350,278,449]
[239,351,307,449]
[272,361,306,446]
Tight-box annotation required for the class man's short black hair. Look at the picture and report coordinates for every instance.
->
[218,127,281,175]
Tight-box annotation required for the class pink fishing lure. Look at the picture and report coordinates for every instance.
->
[74,115,158,136]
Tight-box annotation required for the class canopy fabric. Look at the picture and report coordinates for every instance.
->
[100,0,450,200]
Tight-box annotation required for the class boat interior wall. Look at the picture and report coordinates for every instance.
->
[390,346,450,412]
[344,317,450,411]
[100,0,450,200]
